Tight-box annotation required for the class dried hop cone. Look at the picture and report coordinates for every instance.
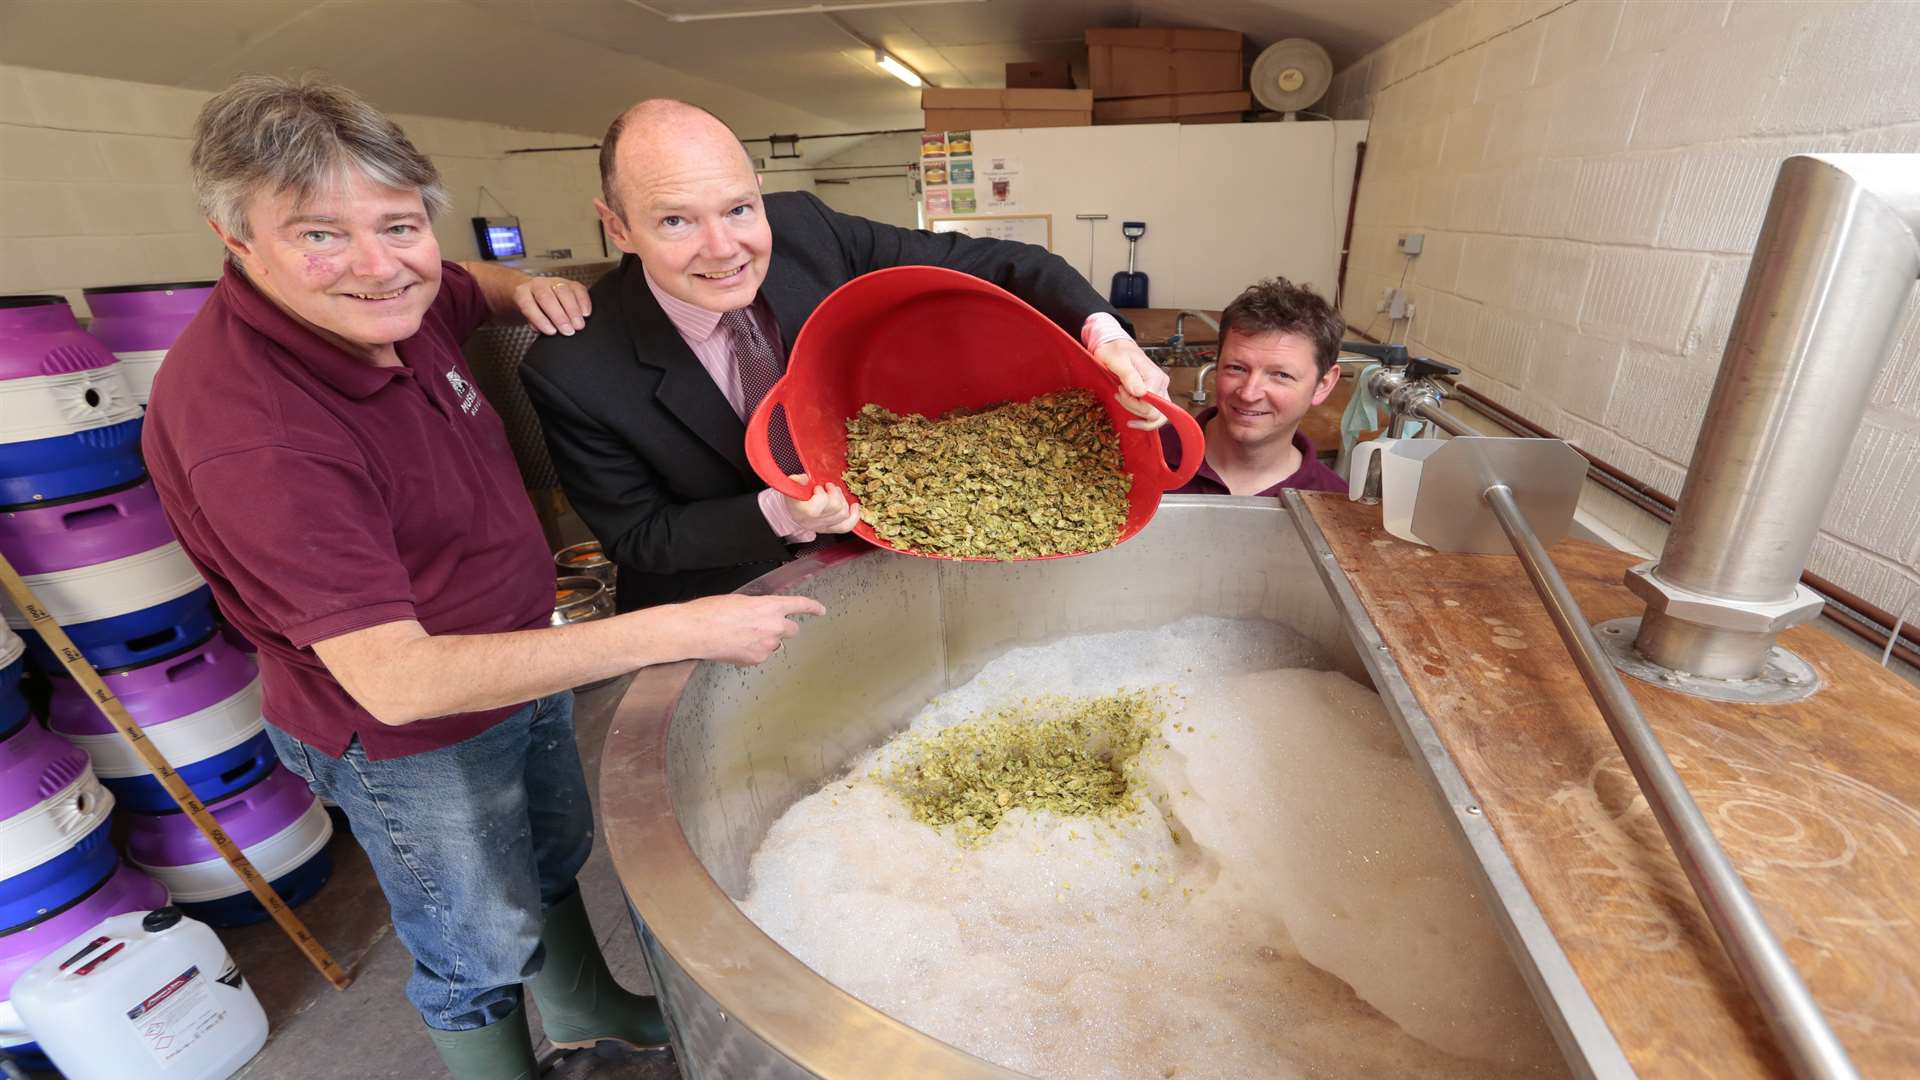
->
[843,389,1132,560]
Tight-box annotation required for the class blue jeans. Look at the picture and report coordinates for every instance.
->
[266,691,593,1031]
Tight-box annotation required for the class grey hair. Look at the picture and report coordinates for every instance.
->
[191,73,450,242]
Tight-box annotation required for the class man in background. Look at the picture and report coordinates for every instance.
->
[521,98,1172,610]
[1162,277,1347,496]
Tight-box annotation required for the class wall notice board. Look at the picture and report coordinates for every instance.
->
[928,213,1052,250]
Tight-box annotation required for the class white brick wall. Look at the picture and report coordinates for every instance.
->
[1605,347,1718,462]
[1332,0,1920,614]
[1579,247,1710,353]
[1474,17,1547,102]
[1450,169,1508,233]
[1565,153,1680,244]
[1765,1,1920,135]
[1824,421,1920,557]
[1658,136,1846,253]
[1469,305,1537,386]
[1629,31,1791,150]
[1872,294,1920,415]
[0,63,606,314]
[1497,156,1579,237]
[1455,233,1520,306]
[1529,319,1624,424]
[1508,239,1593,318]
[1540,54,1651,158]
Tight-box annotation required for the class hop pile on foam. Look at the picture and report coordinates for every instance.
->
[740,617,1566,1079]
[880,688,1169,844]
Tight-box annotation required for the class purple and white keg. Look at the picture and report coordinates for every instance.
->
[0,478,214,671]
[0,720,117,934]
[126,765,332,928]
[82,281,215,405]
[49,632,272,813]
[0,628,25,743]
[0,295,143,506]
[0,862,167,1072]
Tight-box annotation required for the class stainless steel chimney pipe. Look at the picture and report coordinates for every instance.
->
[1631,155,1920,679]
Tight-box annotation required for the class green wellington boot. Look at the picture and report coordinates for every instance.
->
[424,999,540,1080]
[528,890,671,1051]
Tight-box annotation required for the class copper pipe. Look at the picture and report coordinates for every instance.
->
[1335,141,1367,311]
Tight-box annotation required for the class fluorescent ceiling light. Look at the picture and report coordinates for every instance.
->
[875,50,923,88]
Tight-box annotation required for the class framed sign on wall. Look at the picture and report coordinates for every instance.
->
[927,213,1053,250]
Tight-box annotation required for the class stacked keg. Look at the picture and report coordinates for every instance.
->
[0,297,162,1071]
[0,627,169,1071]
[82,281,216,406]
[0,289,332,934]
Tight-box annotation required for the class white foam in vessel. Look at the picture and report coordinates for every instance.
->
[12,908,267,1080]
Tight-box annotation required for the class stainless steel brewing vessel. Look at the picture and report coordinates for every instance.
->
[599,497,1611,1078]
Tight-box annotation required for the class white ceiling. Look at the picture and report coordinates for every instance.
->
[0,0,1446,138]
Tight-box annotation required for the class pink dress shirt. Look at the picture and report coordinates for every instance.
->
[642,266,1131,541]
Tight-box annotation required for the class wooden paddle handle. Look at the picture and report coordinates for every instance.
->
[0,553,351,991]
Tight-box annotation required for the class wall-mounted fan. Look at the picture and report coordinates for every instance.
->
[1251,38,1333,116]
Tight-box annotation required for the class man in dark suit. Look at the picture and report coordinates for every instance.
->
[522,99,1168,611]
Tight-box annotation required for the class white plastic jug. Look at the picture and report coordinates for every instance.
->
[12,907,267,1080]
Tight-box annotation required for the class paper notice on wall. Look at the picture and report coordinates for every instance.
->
[127,964,224,1067]
[925,189,951,214]
[983,156,1021,211]
[950,188,977,214]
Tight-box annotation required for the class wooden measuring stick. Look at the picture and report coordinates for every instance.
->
[0,553,351,991]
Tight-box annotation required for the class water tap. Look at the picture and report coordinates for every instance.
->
[1168,310,1220,349]
[1190,362,1217,406]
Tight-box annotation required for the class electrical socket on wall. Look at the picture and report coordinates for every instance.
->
[1396,232,1424,255]
[1379,287,1411,319]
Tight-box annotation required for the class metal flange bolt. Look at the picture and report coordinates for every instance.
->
[1623,562,1825,635]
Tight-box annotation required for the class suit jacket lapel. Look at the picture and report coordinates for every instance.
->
[617,261,753,476]
[761,257,812,350]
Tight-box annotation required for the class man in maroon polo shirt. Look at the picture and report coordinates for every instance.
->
[1161,277,1349,497]
[142,75,822,1079]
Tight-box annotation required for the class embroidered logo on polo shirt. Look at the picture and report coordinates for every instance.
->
[444,368,480,416]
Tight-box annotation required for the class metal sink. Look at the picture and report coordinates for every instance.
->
[1142,344,1216,367]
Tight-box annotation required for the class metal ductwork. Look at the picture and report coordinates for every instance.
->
[1630,155,1920,681]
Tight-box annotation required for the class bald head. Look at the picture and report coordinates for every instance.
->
[598,99,754,218]
[593,98,773,313]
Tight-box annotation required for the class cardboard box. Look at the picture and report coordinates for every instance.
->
[1092,90,1251,124]
[1005,59,1074,89]
[1098,110,1244,125]
[1086,27,1243,99]
[922,87,1092,131]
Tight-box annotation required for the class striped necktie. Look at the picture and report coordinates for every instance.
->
[721,306,801,476]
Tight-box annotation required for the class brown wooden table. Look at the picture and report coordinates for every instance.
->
[1301,493,1920,1078]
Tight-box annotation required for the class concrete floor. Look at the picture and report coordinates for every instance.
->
[204,675,673,1080]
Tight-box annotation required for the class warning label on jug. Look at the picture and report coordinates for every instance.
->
[127,964,224,1064]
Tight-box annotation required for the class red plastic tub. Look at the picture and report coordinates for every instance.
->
[746,266,1204,560]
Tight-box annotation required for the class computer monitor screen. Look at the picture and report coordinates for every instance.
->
[486,225,524,259]
[472,216,525,260]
